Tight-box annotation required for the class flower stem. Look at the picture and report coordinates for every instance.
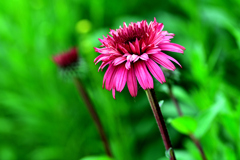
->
[145,89,176,160]
[167,84,183,116]
[167,83,207,160]
[74,77,112,157]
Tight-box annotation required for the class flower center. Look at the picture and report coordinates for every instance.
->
[124,36,141,44]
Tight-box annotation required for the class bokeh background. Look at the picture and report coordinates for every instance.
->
[0,0,240,160]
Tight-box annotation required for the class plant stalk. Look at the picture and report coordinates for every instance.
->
[167,84,182,116]
[167,83,207,160]
[145,89,176,160]
[74,77,112,157]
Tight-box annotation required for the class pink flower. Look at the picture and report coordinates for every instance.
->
[94,18,185,99]
[53,48,78,68]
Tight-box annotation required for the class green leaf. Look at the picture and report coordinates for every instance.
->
[158,150,194,160]
[159,100,164,107]
[170,86,194,105]
[168,116,197,135]
[80,156,113,160]
[175,150,195,160]
[194,93,224,138]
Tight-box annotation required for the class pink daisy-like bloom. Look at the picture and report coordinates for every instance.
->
[94,18,185,99]
[53,48,78,68]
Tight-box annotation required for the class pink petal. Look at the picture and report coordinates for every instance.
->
[141,41,147,51]
[113,57,126,66]
[94,47,110,54]
[147,33,156,44]
[123,22,127,28]
[145,48,161,54]
[161,31,168,36]
[140,53,149,61]
[112,88,116,99]
[152,35,164,45]
[109,29,117,36]
[167,33,175,36]
[131,54,139,62]
[146,59,165,83]
[158,43,185,53]
[94,54,104,63]
[118,44,129,54]
[127,67,138,97]
[123,53,131,57]
[94,48,121,57]
[103,64,114,88]
[134,38,140,55]
[170,43,185,50]
[115,65,128,92]
[98,38,105,45]
[160,52,182,68]
[126,55,131,61]
[157,23,164,32]
[107,34,115,42]
[129,42,136,53]
[150,53,176,70]
[125,60,131,70]
[134,61,153,90]
[94,55,109,64]
[104,65,118,90]
[98,61,111,71]
[163,35,174,41]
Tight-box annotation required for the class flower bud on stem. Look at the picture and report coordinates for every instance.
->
[74,77,112,157]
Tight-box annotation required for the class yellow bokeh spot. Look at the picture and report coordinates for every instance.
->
[76,19,92,34]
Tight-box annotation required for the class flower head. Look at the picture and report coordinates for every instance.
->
[53,48,78,68]
[94,18,185,98]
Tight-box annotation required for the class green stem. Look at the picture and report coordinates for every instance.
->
[145,89,176,160]
[74,78,112,157]
[167,83,207,160]
[167,84,182,116]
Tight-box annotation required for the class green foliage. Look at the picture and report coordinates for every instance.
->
[80,156,113,160]
[0,0,240,160]
[169,116,197,135]
[194,93,224,138]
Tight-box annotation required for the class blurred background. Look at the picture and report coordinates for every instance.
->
[0,0,240,160]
